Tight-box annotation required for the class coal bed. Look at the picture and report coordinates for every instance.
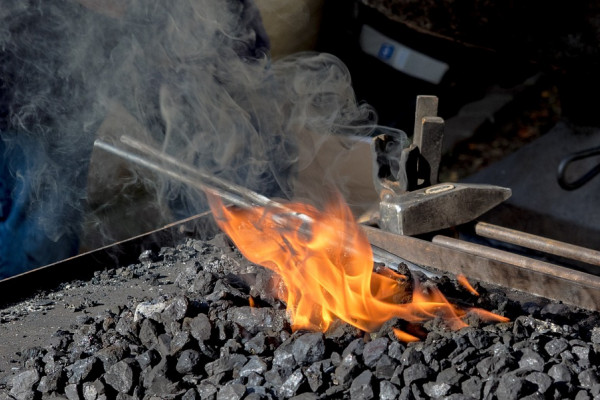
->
[1,234,600,400]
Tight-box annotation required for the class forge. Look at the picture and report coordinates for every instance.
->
[2,1,600,399]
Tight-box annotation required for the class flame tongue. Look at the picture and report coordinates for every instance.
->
[207,193,508,338]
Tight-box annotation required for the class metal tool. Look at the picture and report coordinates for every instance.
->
[372,96,511,236]
[557,145,600,190]
[94,137,432,277]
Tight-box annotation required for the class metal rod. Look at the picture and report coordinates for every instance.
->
[474,221,600,267]
[94,138,424,274]
[364,226,600,312]
[431,235,590,284]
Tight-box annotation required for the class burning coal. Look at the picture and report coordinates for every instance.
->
[207,192,509,340]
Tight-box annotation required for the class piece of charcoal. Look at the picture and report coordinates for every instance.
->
[136,349,160,371]
[289,394,318,400]
[163,295,189,322]
[193,270,218,295]
[239,356,268,378]
[572,346,592,368]
[82,380,106,399]
[264,369,283,387]
[95,343,127,369]
[104,358,138,394]
[245,372,265,387]
[342,338,365,358]
[227,307,289,336]
[380,381,400,400]
[349,370,375,400]
[423,381,451,398]
[387,341,406,362]
[575,390,592,400]
[9,369,40,400]
[548,363,572,383]
[217,382,246,400]
[436,366,463,387]
[138,318,161,349]
[244,332,267,355]
[68,356,100,385]
[403,363,433,386]
[334,353,360,386]
[400,346,424,366]
[461,376,483,398]
[273,339,296,373]
[197,381,219,399]
[466,329,494,350]
[578,369,600,388]
[363,337,389,368]
[545,338,570,357]
[64,383,80,400]
[37,370,63,394]
[205,353,248,377]
[374,355,397,380]
[496,373,532,400]
[518,348,545,371]
[185,313,212,342]
[176,349,202,375]
[305,361,325,392]
[292,333,325,366]
[279,369,306,398]
[525,371,553,395]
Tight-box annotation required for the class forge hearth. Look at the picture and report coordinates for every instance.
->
[1,234,600,399]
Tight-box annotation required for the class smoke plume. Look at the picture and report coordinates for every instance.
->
[0,0,408,272]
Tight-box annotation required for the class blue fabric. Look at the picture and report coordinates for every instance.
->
[0,135,81,279]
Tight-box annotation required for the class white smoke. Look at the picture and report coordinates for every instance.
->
[0,0,408,260]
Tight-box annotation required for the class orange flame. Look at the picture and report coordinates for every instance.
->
[207,193,508,339]
[457,274,480,296]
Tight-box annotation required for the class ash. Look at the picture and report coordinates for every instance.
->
[1,235,600,400]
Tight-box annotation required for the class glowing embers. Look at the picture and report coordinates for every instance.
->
[207,193,508,340]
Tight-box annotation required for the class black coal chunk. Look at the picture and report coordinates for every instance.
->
[363,337,389,368]
[176,349,202,375]
[350,370,375,400]
[292,333,325,366]
[9,369,40,400]
[104,358,138,394]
